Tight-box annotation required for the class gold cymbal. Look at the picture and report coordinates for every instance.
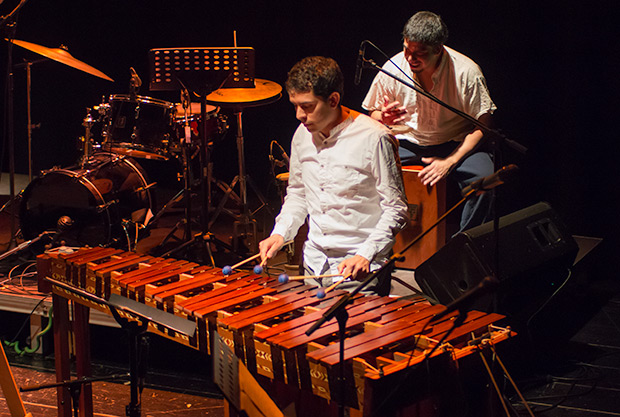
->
[8,39,114,82]
[206,79,282,108]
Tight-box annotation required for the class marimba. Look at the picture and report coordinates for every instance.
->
[37,247,513,417]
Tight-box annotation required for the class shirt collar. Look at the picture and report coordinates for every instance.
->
[314,106,356,143]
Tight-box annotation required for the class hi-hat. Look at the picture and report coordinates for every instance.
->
[8,39,114,82]
[206,79,281,108]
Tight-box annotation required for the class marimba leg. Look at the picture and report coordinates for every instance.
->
[52,293,72,417]
[74,304,93,416]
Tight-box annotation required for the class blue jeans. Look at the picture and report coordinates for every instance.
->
[399,141,494,232]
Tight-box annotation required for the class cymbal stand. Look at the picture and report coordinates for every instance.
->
[147,91,221,264]
[180,90,193,241]
[80,107,95,167]
[209,108,271,253]
[195,93,235,256]
[2,21,18,251]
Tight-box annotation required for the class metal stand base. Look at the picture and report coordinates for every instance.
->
[208,110,271,253]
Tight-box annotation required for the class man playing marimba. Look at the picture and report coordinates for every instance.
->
[259,56,408,295]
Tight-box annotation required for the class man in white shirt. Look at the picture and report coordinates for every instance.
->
[259,56,408,295]
[362,11,497,231]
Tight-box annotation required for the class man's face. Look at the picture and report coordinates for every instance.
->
[403,39,441,74]
[289,90,338,135]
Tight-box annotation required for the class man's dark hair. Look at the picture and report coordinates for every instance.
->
[402,11,449,48]
[285,56,344,102]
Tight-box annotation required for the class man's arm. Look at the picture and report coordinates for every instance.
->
[259,133,308,262]
[418,113,493,186]
[346,134,409,278]
[369,95,408,125]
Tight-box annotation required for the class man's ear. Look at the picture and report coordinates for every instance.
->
[328,92,341,108]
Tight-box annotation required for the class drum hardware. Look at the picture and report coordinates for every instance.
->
[268,141,300,269]
[205,78,282,253]
[103,94,176,161]
[144,88,233,265]
[134,182,157,193]
[120,219,141,264]
[19,153,154,249]
[129,66,142,100]
[147,46,262,262]
[170,102,229,154]
[96,199,119,213]
[81,107,96,165]
[2,37,114,256]
[78,100,111,161]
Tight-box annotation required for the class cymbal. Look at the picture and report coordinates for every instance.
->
[8,39,114,82]
[206,79,282,108]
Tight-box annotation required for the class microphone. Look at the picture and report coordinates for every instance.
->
[48,215,74,247]
[129,67,142,87]
[281,149,290,167]
[270,141,290,168]
[430,276,499,323]
[354,40,367,86]
[461,164,518,197]
[57,215,74,231]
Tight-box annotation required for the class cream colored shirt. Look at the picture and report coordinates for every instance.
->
[271,109,408,276]
[362,46,496,146]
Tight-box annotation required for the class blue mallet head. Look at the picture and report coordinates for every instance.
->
[222,265,233,276]
[278,273,289,284]
[253,264,264,275]
[316,288,326,299]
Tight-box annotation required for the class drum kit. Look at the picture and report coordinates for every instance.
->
[3,38,282,264]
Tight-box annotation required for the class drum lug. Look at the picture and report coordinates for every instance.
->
[96,199,119,213]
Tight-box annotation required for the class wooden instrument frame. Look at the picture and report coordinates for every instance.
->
[37,248,513,417]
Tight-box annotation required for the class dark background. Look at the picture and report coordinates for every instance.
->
[2,1,619,267]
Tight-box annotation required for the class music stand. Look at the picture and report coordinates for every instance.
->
[148,47,254,261]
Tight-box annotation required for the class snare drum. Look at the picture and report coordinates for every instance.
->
[104,94,175,160]
[172,102,228,152]
[20,153,153,247]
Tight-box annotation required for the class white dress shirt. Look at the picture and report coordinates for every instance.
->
[271,108,408,277]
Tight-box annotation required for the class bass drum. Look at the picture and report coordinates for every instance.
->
[20,153,153,248]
